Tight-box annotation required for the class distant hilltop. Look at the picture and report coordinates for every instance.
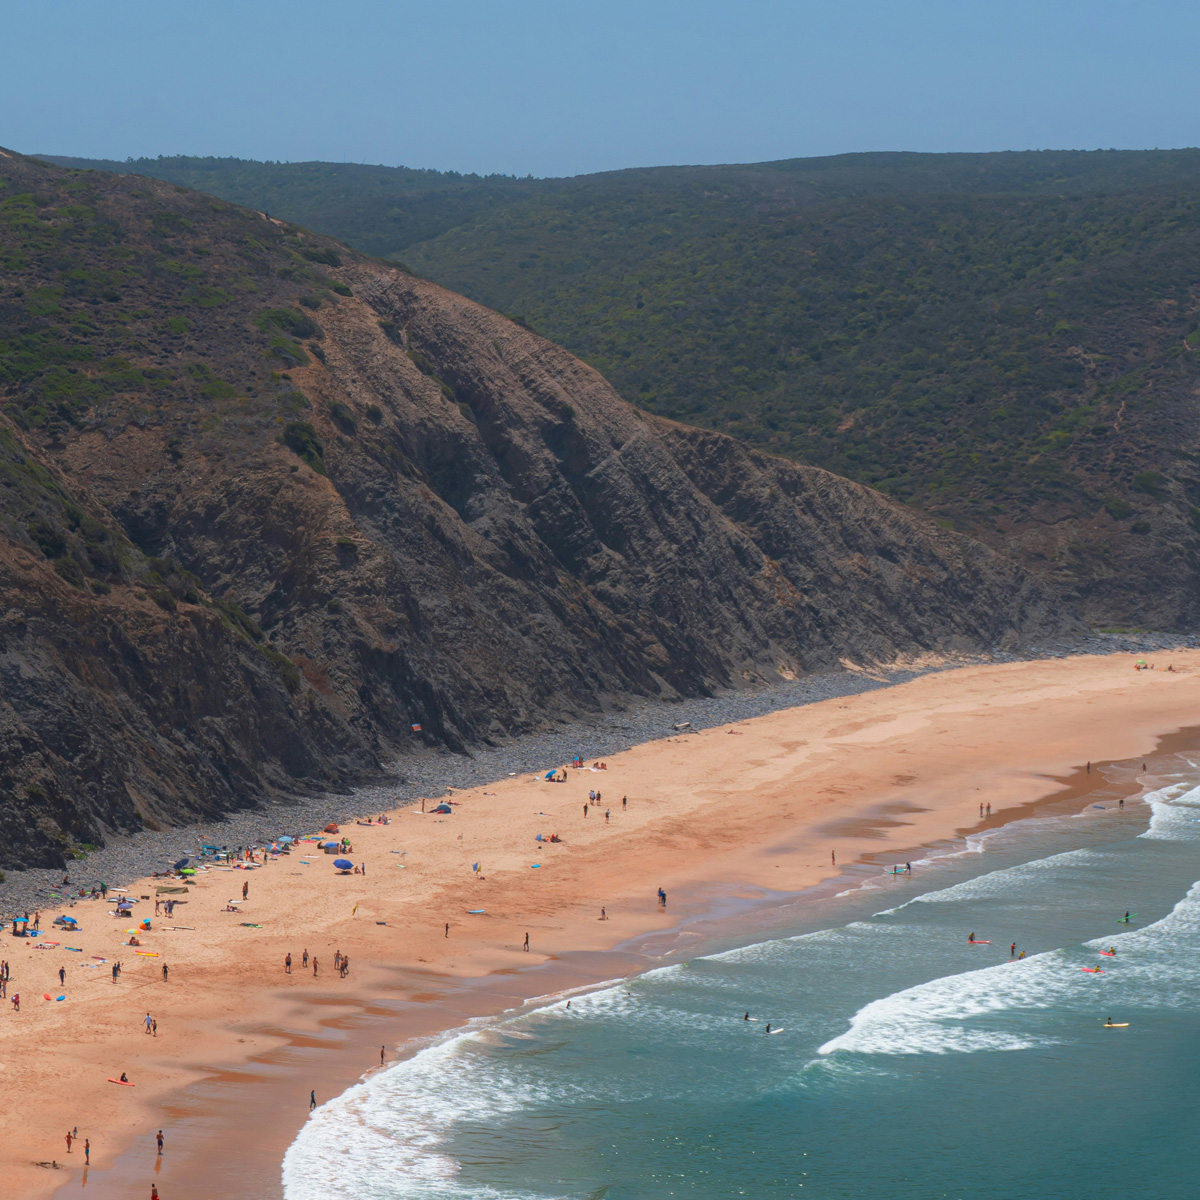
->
[0,148,1067,868]
[40,146,1200,628]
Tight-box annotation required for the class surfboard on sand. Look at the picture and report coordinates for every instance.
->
[107,1078,134,1086]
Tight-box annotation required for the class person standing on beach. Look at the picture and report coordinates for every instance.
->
[605,809,610,823]
[156,1129,164,1155]
[302,949,308,968]
[622,796,627,811]
[310,1090,317,1111]
[445,922,450,938]
[831,851,836,866]
[112,963,119,983]
[65,1130,73,1154]
[312,957,318,977]
[986,803,992,817]
[285,953,292,974]
[144,1012,153,1035]
[243,880,249,900]
[162,963,169,982]
[59,966,65,986]
[84,1139,89,1165]
[380,1045,386,1067]
[523,932,530,951]
[583,803,588,818]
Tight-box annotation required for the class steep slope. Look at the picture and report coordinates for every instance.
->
[0,149,1071,867]
[50,149,1200,627]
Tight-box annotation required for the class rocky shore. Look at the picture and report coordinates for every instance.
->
[3,631,1194,917]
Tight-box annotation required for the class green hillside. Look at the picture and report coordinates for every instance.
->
[38,149,1200,625]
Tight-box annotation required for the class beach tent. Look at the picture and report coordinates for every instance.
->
[333,858,354,872]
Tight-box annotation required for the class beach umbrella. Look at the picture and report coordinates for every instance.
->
[321,841,339,849]
[432,803,452,814]
[333,858,354,871]
[173,857,189,870]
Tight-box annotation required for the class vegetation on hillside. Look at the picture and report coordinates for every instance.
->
[34,149,1200,623]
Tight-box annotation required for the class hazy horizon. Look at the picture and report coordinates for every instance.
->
[8,0,1200,179]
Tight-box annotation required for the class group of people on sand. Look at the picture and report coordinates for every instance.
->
[1135,661,1176,671]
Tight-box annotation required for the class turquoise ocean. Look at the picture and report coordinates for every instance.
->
[282,765,1200,1199]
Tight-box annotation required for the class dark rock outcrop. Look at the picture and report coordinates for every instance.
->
[0,150,1076,867]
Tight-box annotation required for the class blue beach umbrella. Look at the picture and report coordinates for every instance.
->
[333,858,354,871]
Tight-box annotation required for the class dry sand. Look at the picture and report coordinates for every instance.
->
[1,650,1195,1198]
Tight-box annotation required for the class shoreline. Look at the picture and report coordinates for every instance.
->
[65,736,1172,1200]
[0,649,1193,1198]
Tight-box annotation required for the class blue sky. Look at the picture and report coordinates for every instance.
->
[6,1,1199,176]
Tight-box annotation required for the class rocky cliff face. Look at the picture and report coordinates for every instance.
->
[0,150,1075,867]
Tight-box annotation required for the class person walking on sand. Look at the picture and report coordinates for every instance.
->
[84,1139,89,1165]
[605,809,610,823]
[243,881,249,900]
[59,966,65,986]
[285,953,292,974]
[11,993,18,1011]
[112,963,119,983]
[622,796,627,811]
[156,1129,164,1155]
[144,1011,153,1035]
[831,850,836,867]
[312,957,318,977]
[162,963,169,982]
[583,803,588,818]
[380,1044,386,1067]
[523,932,530,952]
[65,1130,73,1154]
[152,1018,157,1037]
[310,1090,317,1111]
[445,922,450,938]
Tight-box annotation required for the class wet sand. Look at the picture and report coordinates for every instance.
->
[1,649,1192,1199]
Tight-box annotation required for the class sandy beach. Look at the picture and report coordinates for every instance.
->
[2,650,1197,1198]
